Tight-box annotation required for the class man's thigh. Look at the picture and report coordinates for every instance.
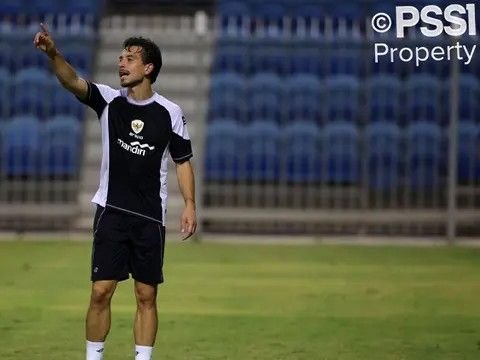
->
[91,206,130,282]
[129,219,165,285]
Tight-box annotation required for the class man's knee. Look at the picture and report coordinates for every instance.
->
[90,281,116,306]
[135,282,157,308]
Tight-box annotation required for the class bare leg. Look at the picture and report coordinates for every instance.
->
[86,280,117,341]
[134,280,158,345]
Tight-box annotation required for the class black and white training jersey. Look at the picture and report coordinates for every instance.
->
[79,82,193,225]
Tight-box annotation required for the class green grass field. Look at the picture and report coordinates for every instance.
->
[0,240,479,359]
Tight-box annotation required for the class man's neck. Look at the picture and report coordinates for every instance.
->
[127,81,154,101]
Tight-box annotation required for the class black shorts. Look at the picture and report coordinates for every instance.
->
[91,205,166,285]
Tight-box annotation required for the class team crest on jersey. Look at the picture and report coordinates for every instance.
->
[131,119,144,134]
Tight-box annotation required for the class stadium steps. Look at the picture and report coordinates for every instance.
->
[73,14,212,234]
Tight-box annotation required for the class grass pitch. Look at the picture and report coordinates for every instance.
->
[0,240,479,359]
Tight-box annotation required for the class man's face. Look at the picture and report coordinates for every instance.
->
[118,46,149,87]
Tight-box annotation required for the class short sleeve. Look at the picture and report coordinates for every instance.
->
[169,106,193,162]
[77,82,121,118]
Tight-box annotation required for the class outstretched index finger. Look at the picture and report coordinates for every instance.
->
[40,23,50,34]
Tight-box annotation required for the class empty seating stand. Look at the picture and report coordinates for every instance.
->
[0,0,102,229]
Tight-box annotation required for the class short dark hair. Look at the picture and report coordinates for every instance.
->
[123,37,162,84]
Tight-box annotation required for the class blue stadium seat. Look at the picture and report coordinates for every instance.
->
[65,0,102,30]
[288,2,325,38]
[2,27,35,50]
[404,74,442,124]
[210,73,246,102]
[281,122,321,183]
[405,122,444,189]
[0,0,22,18]
[244,120,280,182]
[217,1,251,38]
[12,67,53,118]
[213,44,249,74]
[23,0,62,24]
[209,97,247,124]
[51,84,84,119]
[62,44,93,73]
[248,41,289,75]
[288,45,323,77]
[250,1,286,38]
[365,122,402,190]
[328,3,364,38]
[324,75,360,123]
[209,73,247,122]
[0,42,13,70]
[447,74,480,123]
[40,115,81,177]
[17,47,51,70]
[1,115,41,177]
[366,74,402,123]
[248,73,285,122]
[457,121,480,183]
[327,45,363,77]
[205,120,244,182]
[285,74,321,122]
[322,121,360,184]
[0,68,12,117]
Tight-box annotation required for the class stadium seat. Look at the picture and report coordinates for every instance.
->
[250,1,286,38]
[209,97,247,124]
[288,45,324,77]
[281,122,321,183]
[62,44,93,73]
[40,115,81,177]
[217,1,251,38]
[0,43,13,70]
[2,27,35,50]
[0,0,22,19]
[248,40,289,75]
[365,122,402,190]
[244,120,280,182]
[205,120,244,182]
[328,3,364,38]
[404,74,442,124]
[405,122,444,189]
[324,75,360,123]
[64,0,102,30]
[51,84,84,119]
[321,121,360,184]
[285,74,321,123]
[22,0,62,24]
[446,74,480,123]
[208,73,247,122]
[248,73,284,99]
[1,115,41,177]
[288,2,325,39]
[366,74,402,123]
[210,73,246,102]
[457,121,480,184]
[17,47,51,71]
[12,67,53,118]
[247,73,285,122]
[0,68,12,117]
[327,44,364,77]
[213,44,249,74]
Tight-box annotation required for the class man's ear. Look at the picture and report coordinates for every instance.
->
[145,63,154,75]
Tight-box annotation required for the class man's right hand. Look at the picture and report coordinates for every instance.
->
[33,23,56,57]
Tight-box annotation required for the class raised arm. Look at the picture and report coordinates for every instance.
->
[176,160,197,240]
[33,23,88,100]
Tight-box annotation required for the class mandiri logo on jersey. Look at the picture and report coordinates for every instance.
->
[131,119,144,134]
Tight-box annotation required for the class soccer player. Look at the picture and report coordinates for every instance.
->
[33,23,197,360]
